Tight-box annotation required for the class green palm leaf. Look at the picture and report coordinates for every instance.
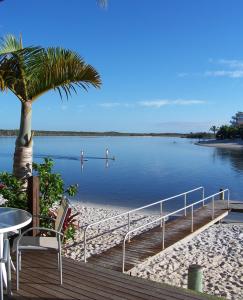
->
[97,0,107,8]
[0,35,101,101]
[0,34,22,54]
[27,47,101,101]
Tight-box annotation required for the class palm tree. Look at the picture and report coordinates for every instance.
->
[0,35,101,184]
[209,125,219,138]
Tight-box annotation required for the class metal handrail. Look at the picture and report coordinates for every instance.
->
[83,186,204,262]
[122,189,229,272]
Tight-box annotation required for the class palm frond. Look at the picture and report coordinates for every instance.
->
[97,0,107,8]
[0,46,44,100]
[0,34,23,55]
[26,47,101,101]
[0,35,101,102]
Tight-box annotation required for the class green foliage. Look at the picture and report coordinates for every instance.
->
[32,158,78,216]
[184,132,212,139]
[0,34,101,102]
[216,125,241,139]
[0,158,78,240]
[0,172,27,209]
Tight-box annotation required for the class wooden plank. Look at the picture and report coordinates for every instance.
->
[9,253,212,300]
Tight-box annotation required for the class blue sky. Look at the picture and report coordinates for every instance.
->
[1,0,243,133]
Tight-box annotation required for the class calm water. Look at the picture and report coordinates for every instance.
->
[1,136,243,211]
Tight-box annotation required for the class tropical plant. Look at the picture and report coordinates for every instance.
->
[0,172,27,209]
[49,206,79,241]
[0,35,101,184]
[32,158,78,216]
[209,125,219,138]
[0,158,79,240]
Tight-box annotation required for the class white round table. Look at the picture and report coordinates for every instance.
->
[0,207,32,290]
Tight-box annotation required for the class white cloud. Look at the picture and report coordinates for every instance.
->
[205,70,243,78]
[217,59,243,69]
[180,58,243,79]
[139,99,206,108]
[99,102,134,108]
[99,102,121,108]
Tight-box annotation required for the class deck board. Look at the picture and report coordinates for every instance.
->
[7,252,215,300]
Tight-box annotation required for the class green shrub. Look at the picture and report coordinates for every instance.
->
[0,158,78,240]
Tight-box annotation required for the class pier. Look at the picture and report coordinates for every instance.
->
[84,188,230,273]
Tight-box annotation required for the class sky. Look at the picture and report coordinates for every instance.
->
[1,0,243,133]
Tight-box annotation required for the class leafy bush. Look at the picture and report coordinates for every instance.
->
[32,158,78,216]
[0,173,27,209]
[0,158,78,241]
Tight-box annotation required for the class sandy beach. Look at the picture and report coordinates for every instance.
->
[65,203,243,300]
[196,139,243,150]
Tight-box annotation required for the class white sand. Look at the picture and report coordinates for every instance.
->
[196,139,243,149]
[65,203,243,300]
[64,203,160,261]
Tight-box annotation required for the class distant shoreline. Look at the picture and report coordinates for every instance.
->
[196,139,243,149]
[0,129,185,137]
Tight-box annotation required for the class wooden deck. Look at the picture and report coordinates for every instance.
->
[7,252,217,300]
[88,200,229,272]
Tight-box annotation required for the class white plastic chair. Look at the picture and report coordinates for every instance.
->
[13,198,69,290]
[0,239,10,300]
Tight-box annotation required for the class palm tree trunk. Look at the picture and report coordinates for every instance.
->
[13,101,33,183]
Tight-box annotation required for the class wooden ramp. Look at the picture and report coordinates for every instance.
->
[229,201,243,212]
[7,252,218,300]
[88,201,229,272]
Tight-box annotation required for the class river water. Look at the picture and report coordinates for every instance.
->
[1,136,243,212]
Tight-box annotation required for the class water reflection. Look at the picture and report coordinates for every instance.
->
[213,148,243,173]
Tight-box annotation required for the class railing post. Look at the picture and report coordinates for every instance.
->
[202,187,205,206]
[84,229,87,263]
[191,205,194,232]
[227,190,230,209]
[122,239,126,273]
[160,202,163,227]
[128,213,131,242]
[212,196,215,220]
[184,194,187,216]
[162,218,165,249]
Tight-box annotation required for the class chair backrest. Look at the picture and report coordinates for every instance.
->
[55,198,69,233]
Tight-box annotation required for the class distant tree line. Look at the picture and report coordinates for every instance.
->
[0,130,184,137]
[183,132,213,139]
[216,125,243,140]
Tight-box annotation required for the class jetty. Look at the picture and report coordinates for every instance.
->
[7,187,231,300]
[84,187,230,273]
